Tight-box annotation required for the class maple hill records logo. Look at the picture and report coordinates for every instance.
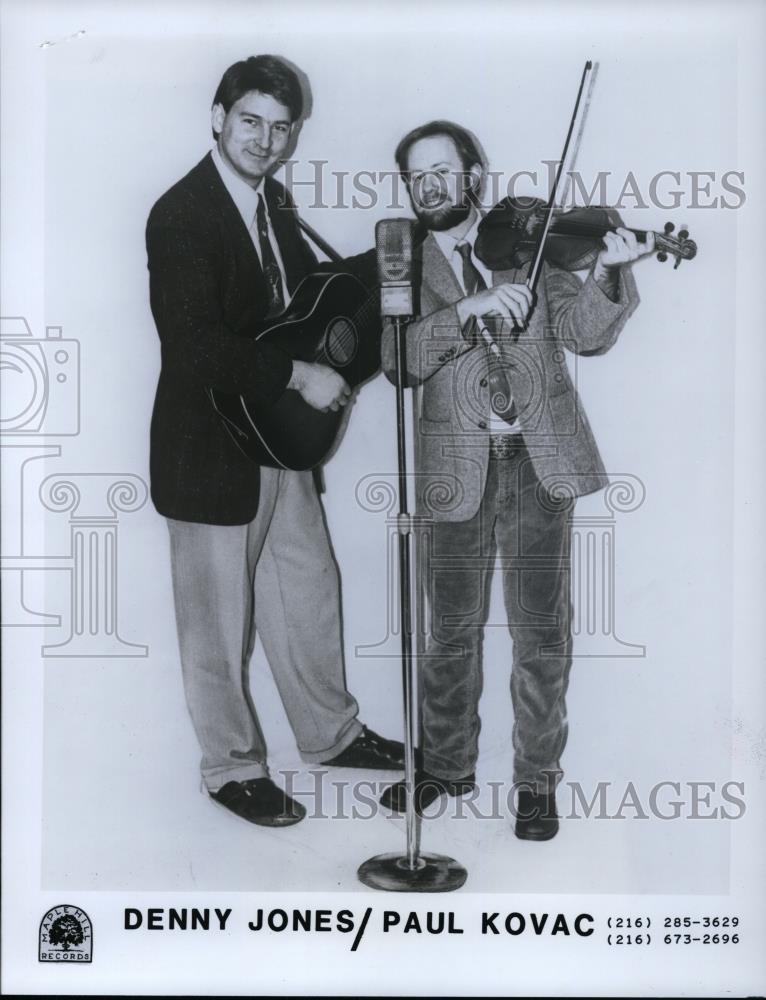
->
[39,904,93,963]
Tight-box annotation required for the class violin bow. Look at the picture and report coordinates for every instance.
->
[527,60,598,294]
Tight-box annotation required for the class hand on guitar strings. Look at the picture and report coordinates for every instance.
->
[288,360,352,412]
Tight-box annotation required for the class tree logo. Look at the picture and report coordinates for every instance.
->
[39,904,93,963]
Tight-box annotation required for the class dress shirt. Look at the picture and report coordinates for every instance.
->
[211,145,291,304]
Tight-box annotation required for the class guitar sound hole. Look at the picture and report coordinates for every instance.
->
[325,316,357,366]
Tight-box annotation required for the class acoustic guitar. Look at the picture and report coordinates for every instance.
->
[208,270,380,470]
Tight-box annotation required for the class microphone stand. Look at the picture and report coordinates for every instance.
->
[357,314,468,893]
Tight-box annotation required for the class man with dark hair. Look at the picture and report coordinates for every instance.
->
[146,55,404,829]
[212,54,304,126]
[379,120,654,839]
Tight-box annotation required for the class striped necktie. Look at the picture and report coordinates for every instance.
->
[256,194,285,317]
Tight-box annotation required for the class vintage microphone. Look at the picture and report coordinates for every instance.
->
[357,219,468,892]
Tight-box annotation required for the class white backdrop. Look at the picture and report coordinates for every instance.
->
[3,1,765,996]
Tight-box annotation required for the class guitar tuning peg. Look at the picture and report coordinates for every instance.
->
[664,222,675,234]
[657,251,668,262]
[678,228,689,240]
[673,257,682,270]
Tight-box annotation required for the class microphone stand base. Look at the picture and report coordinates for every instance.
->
[358,852,467,893]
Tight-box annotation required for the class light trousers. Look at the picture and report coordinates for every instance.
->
[167,468,361,791]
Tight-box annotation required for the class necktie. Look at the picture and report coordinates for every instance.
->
[455,242,517,425]
[456,239,486,298]
[256,194,285,317]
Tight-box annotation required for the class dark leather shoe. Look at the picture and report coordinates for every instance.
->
[380,769,476,816]
[321,725,407,771]
[210,778,306,828]
[514,789,559,841]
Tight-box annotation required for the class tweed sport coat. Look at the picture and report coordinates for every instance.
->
[381,233,640,522]
[146,153,317,525]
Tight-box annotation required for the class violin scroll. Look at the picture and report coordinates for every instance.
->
[657,222,697,269]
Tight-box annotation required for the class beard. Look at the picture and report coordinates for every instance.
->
[414,200,472,233]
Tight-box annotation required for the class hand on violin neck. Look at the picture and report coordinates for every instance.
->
[594,226,656,275]
[456,282,534,334]
[592,226,655,302]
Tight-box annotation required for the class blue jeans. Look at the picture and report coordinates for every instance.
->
[421,439,572,792]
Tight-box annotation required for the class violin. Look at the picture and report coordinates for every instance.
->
[474,196,698,273]
[479,61,699,297]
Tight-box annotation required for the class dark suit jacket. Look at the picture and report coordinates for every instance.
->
[146,153,317,524]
